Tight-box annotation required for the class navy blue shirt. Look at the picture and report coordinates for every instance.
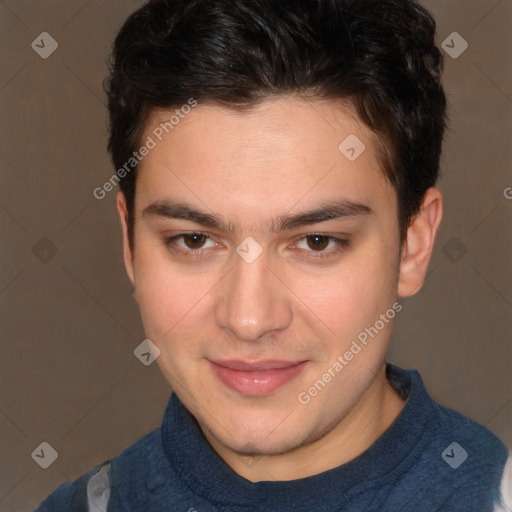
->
[35,365,511,511]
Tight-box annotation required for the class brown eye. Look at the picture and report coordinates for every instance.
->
[183,233,208,249]
[306,235,330,251]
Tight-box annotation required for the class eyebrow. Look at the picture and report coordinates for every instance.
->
[142,198,373,233]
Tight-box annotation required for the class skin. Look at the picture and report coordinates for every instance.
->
[116,97,443,482]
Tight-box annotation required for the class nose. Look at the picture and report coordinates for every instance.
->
[215,247,293,342]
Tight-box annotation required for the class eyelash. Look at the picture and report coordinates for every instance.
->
[161,232,350,260]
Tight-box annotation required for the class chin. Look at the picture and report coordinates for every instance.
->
[208,405,311,454]
[219,427,308,457]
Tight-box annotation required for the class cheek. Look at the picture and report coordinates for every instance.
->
[133,248,210,342]
[297,246,398,343]
[133,227,399,353]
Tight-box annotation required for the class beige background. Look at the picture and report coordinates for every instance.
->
[0,1,511,510]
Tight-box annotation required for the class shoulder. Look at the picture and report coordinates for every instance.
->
[385,366,509,511]
[33,429,162,512]
[418,394,509,510]
[493,453,512,512]
[431,401,507,470]
[106,427,177,506]
[109,427,167,482]
[393,365,507,472]
[33,462,109,512]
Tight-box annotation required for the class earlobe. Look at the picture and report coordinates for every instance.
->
[398,188,443,297]
[116,191,136,287]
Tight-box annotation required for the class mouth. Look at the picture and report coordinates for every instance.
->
[208,359,309,396]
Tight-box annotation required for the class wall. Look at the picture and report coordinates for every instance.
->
[0,1,510,510]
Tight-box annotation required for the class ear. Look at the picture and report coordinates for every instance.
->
[398,188,443,297]
[116,191,136,287]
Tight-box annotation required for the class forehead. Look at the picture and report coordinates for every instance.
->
[135,97,395,225]
[142,97,376,168]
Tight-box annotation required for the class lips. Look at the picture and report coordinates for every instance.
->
[208,359,308,395]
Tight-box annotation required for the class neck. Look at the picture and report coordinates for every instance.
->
[202,364,405,482]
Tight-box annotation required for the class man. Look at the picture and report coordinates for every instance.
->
[36,0,511,510]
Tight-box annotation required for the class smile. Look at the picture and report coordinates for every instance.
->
[208,359,309,396]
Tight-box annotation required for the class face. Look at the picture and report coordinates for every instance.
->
[119,97,404,457]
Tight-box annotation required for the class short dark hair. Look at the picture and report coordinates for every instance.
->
[106,0,447,250]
